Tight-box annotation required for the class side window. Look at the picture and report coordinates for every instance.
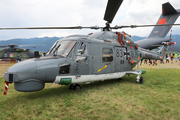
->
[77,42,88,56]
[59,64,71,74]
[102,48,113,62]
[76,42,88,64]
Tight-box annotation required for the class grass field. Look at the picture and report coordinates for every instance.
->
[0,66,180,119]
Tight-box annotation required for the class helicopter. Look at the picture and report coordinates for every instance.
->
[2,0,180,95]
[0,44,41,60]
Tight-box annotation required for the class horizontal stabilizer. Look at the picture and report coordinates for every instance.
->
[162,2,177,16]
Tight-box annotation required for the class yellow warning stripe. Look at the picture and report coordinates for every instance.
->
[98,63,110,72]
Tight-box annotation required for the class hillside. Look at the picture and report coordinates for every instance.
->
[0,37,62,52]
[0,35,180,52]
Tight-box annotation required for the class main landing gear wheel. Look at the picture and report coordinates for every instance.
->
[139,77,143,84]
[69,84,81,90]
[73,84,81,90]
[69,84,74,89]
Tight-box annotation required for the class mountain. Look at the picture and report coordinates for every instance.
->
[0,35,179,52]
[0,37,62,52]
[131,36,146,41]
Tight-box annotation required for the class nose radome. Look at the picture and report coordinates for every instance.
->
[4,59,45,92]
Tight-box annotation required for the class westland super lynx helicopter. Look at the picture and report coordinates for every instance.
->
[0,44,41,60]
[2,0,180,95]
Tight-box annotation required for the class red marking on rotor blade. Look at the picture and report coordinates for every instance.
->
[130,46,133,49]
[158,18,166,25]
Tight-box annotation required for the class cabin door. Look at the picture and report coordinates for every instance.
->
[91,44,114,74]
[73,41,90,75]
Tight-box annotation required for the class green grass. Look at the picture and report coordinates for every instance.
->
[1,68,180,120]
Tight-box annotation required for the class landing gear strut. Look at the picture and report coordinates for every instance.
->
[126,69,145,84]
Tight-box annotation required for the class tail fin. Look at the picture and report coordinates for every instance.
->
[148,2,180,38]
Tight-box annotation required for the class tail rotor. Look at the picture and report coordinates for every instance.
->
[168,30,177,51]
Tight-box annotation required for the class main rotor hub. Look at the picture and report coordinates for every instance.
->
[103,22,111,31]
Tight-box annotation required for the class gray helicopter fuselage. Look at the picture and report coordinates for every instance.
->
[4,31,167,92]
[4,31,144,91]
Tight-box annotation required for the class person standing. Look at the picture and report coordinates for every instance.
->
[171,53,174,63]
[17,55,21,63]
[166,54,169,63]
[174,53,178,62]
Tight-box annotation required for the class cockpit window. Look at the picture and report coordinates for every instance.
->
[77,42,87,55]
[47,41,59,54]
[75,41,88,64]
[47,40,76,57]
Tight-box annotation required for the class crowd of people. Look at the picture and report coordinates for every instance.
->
[140,53,180,66]
[165,53,180,64]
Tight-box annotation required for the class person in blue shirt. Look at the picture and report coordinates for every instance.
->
[17,55,21,63]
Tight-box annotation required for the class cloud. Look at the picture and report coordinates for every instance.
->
[0,0,180,40]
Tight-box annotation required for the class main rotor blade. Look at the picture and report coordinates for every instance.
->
[0,44,18,47]
[0,45,8,48]
[0,26,83,30]
[113,23,180,29]
[0,26,102,30]
[18,44,45,47]
[104,0,123,23]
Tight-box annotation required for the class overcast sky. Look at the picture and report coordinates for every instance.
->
[0,0,180,40]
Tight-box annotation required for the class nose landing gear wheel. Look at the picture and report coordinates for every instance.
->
[139,77,143,84]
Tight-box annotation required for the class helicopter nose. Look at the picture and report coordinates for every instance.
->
[7,59,36,73]
[4,59,45,92]
[4,59,37,83]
